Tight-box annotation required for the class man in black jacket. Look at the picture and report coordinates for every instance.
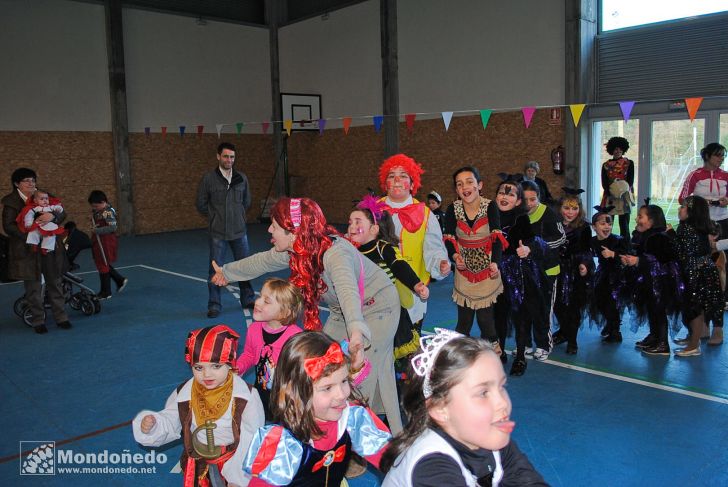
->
[196,142,255,318]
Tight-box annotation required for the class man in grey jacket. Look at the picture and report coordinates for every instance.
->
[196,142,255,318]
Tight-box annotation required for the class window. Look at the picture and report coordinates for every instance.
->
[601,0,728,31]
[721,113,728,149]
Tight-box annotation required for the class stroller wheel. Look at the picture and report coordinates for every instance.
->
[69,293,83,311]
[14,297,27,317]
[80,298,95,316]
[22,308,36,327]
[93,299,101,314]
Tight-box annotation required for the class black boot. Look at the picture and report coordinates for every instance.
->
[109,267,128,293]
[509,355,527,376]
[98,273,112,300]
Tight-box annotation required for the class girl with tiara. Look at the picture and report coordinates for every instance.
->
[589,205,630,344]
[380,329,547,486]
[243,332,391,486]
[671,195,724,356]
[551,188,594,355]
[621,200,680,355]
[347,194,429,360]
[442,167,505,355]
[211,197,403,433]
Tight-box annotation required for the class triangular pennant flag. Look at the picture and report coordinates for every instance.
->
[235,122,244,135]
[373,115,383,133]
[215,124,224,138]
[685,97,703,122]
[521,107,536,128]
[318,119,327,135]
[144,127,150,136]
[262,122,270,134]
[569,104,586,127]
[441,112,453,131]
[405,113,416,132]
[284,120,293,136]
[179,126,186,137]
[161,127,167,139]
[479,109,492,130]
[343,117,352,134]
[619,101,635,123]
[197,125,204,136]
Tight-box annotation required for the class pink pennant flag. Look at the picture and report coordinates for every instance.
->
[619,101,635,123]
[521,107,536,128]
[405,114,416,132]
[685,97,703,122]
[343,117,352,134]
[262,122,270,134]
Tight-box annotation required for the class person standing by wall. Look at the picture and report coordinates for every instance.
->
[196,142,255,318]
[2,168,72,334]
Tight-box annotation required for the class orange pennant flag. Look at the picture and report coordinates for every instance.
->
[284,120,293,136]
[685,97,703,122]
[343,117,352,134]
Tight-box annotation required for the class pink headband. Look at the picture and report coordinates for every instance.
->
[290,198,302,228]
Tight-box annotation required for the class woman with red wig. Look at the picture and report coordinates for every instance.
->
[211,197,403,433]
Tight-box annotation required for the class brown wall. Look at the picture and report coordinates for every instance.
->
[1,110,565,235]
[287,110,566,223]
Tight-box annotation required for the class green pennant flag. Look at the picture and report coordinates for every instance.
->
[480,109,492,129]
[236,122,244,135]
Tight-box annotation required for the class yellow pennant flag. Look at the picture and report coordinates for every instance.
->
[284,120,293,136]
[569,104,586,127]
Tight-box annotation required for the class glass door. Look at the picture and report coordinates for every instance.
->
[650,119,705,228]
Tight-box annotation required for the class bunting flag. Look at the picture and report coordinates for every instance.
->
[685,97,703,122]
[236,122,244,135]
[619,101,635,123]
[197,125,204,136]
[161,126,167,138]
[284,119,293,136]
[262,122,270,134]
[405,113,416,132]
[215,124,224,138]
[569,104,586,127]
[373,115,383,133]
[144,127,150,136]
[442,112,453,131]
[343,117,352,134]
[318,119,327,135]
[479,109,492,130]
[521,107,536,128]
[179,126,186,137]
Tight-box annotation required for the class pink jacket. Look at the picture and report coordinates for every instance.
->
[236,322,303,375]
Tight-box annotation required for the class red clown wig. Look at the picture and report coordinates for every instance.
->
[270,197,341,331]
[378,153,424,196]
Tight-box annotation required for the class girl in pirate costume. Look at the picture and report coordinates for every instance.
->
[347,195,429,360]
[378,154,451,334]
[670,195,724,356]
[243,332,391,486]
[132,325,265,487]
[621,201,681,355]
[442,167,505,355]
[589,206,631,344]
[380,329,547,487]
[236,278,304,420]
[551,188,594,355]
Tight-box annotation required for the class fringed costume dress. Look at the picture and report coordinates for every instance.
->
[589,233,630,335]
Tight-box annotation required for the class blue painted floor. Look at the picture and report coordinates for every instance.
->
[1,225,727,486]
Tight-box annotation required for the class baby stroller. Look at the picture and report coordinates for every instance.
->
[13,223,101,326]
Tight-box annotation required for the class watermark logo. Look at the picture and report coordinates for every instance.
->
[19,441,55,475]
[19,441,167,476]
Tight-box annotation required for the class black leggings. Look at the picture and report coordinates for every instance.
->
[618,213,631,242]
[455,305,496,339]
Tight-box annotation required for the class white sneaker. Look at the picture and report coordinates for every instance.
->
[674,346,701,357]
[532,348,550,361]
[524,347,534,356]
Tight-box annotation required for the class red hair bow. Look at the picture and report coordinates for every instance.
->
[304,343,344,381]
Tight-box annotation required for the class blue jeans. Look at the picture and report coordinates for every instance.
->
[207,235,254,311]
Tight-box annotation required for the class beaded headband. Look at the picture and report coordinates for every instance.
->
[411,328,464,398]
[289,198,302,228]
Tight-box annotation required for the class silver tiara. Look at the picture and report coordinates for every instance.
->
[411,328,464,398]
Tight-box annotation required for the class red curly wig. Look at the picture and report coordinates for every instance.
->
[378,153,424,196]
[270,197,341,331]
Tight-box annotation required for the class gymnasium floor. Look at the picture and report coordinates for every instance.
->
[1,224,727,486]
